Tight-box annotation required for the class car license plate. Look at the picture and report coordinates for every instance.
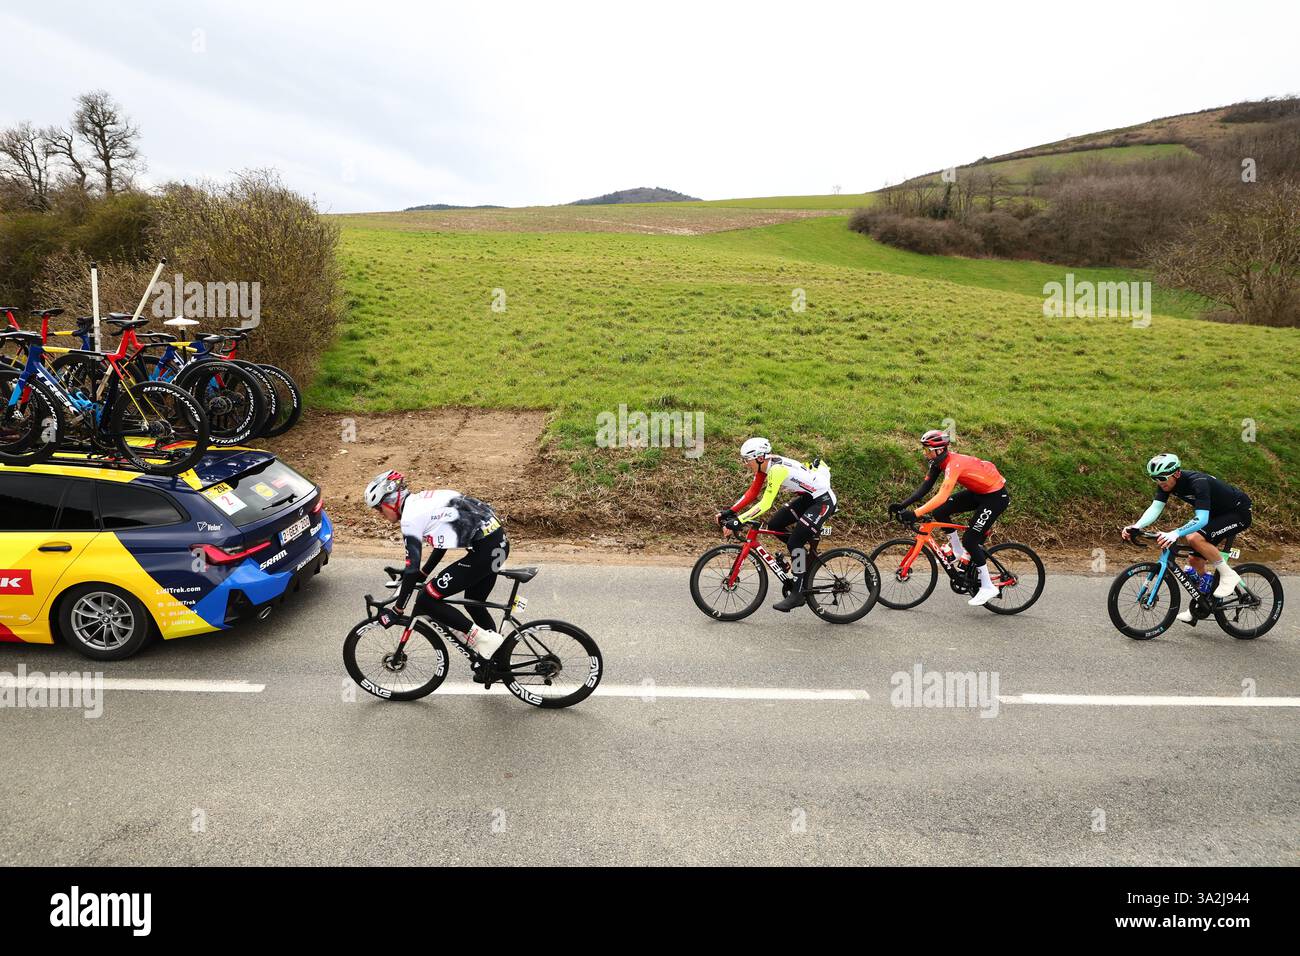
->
[279,515,310,546]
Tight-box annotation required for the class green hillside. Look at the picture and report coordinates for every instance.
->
[312,215,1299,538]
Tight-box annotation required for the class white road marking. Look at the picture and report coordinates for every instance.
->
[0,676,264,694]
[435,682,870,701]
[1000,693,1300,708]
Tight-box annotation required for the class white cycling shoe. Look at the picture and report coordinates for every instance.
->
[1177,609,1194,624]
[1213,567,1241,599]
[968,586,1000,607]
[467,625,505,659]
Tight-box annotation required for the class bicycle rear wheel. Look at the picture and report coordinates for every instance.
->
[981,543,1045,615]
[498,619,602,708]
[110,380,210,475]
[344,618,450,701]
[0,370,61,465]
[177,362,268,446]
[869,538,938,609]
[1108,561,1179,639]
[807,547,881,623]
[1213,564,1284,639]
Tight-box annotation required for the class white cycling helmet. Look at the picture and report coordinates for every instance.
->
[365,470,407,510]
[740,437,771,461]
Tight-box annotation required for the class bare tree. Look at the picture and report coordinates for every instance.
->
[73,90,143,194]
[42,124,90,192]
[0,121,53,209]
[1149,181,1300,326]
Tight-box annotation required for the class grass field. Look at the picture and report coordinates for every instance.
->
[311,213,1299,539]
[901,143,1195,189]
[332,205,838,234]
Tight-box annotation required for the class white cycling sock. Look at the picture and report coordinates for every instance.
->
[978,564,994,590]
[948,532,968,560]
[468,625,504,659]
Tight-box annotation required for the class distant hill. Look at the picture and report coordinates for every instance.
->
[569,187,700,206]
[404,203,505,211]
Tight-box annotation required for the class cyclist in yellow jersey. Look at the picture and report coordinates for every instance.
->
[716,437,836,612]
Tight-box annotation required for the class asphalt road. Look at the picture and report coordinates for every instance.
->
[1,557,1296,866]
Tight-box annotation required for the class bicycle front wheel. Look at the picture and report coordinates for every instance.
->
[981,543,1046,615]
[869,538,938,610]
[343,618,450,701]
[111,380,210,475]
[498,619,602,708]
[689,543,769,620]
[807,547,881,624]
[1213,563,1284,639]
[1108,561,1179,639]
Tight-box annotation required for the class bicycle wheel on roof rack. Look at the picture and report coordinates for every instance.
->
[110,380,209,475]
[0,369,62,465]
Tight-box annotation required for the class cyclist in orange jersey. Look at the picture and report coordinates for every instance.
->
[889,429,1010,606]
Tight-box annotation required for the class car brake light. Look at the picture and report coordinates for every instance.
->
[312,494,324,514]
[193,541,271,566]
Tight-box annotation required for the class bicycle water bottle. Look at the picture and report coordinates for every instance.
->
[1196,571,1214,594]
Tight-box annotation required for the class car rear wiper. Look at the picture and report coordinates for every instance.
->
[262,492,301,510]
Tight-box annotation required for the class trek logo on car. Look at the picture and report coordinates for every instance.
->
[0,571,34,595]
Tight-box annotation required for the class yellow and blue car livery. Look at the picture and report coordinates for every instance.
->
[0,448,331,646]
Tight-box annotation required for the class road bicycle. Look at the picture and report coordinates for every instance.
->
[0,316,209,474]
[50,317,271,447]
[869,516,1045,613]
[689,521,881,622]
[1108,529,1284,640]
[343,565,603,708]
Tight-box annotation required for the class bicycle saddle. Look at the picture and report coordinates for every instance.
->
[106,315,149,329]
[219,327,251,337]
[138,332,177,343]
[498,567,538,583]
[0,330,41,344]
[0,306,19,314]
[31,307,64,318]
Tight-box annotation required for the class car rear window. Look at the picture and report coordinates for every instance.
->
[98,483,186,529]
[199,460,316,527]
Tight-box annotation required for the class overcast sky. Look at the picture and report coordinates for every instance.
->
[2,1,1297,213]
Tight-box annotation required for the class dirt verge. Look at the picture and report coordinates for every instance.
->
[268,410,1300,572]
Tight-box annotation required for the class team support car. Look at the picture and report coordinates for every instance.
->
[0,449,332,660]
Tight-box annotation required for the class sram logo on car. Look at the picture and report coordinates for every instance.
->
[0,571,34,595]
[258,549,288,570]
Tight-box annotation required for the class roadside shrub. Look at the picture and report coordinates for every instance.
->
[151,170,342,384]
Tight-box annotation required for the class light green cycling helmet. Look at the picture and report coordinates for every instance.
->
[1146,453,1181,480]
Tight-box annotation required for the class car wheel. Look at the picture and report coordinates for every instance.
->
[58,584,152,661]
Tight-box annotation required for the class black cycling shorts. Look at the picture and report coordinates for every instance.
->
[1200,509,1251,545]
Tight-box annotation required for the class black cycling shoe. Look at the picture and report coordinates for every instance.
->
[772,591,808,613]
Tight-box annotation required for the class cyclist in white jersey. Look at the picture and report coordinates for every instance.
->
[716,437,837,613]
[364,470,509,667]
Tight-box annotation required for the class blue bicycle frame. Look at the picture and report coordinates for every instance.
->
[1135,542,1236,609]
[6,338,100,425]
